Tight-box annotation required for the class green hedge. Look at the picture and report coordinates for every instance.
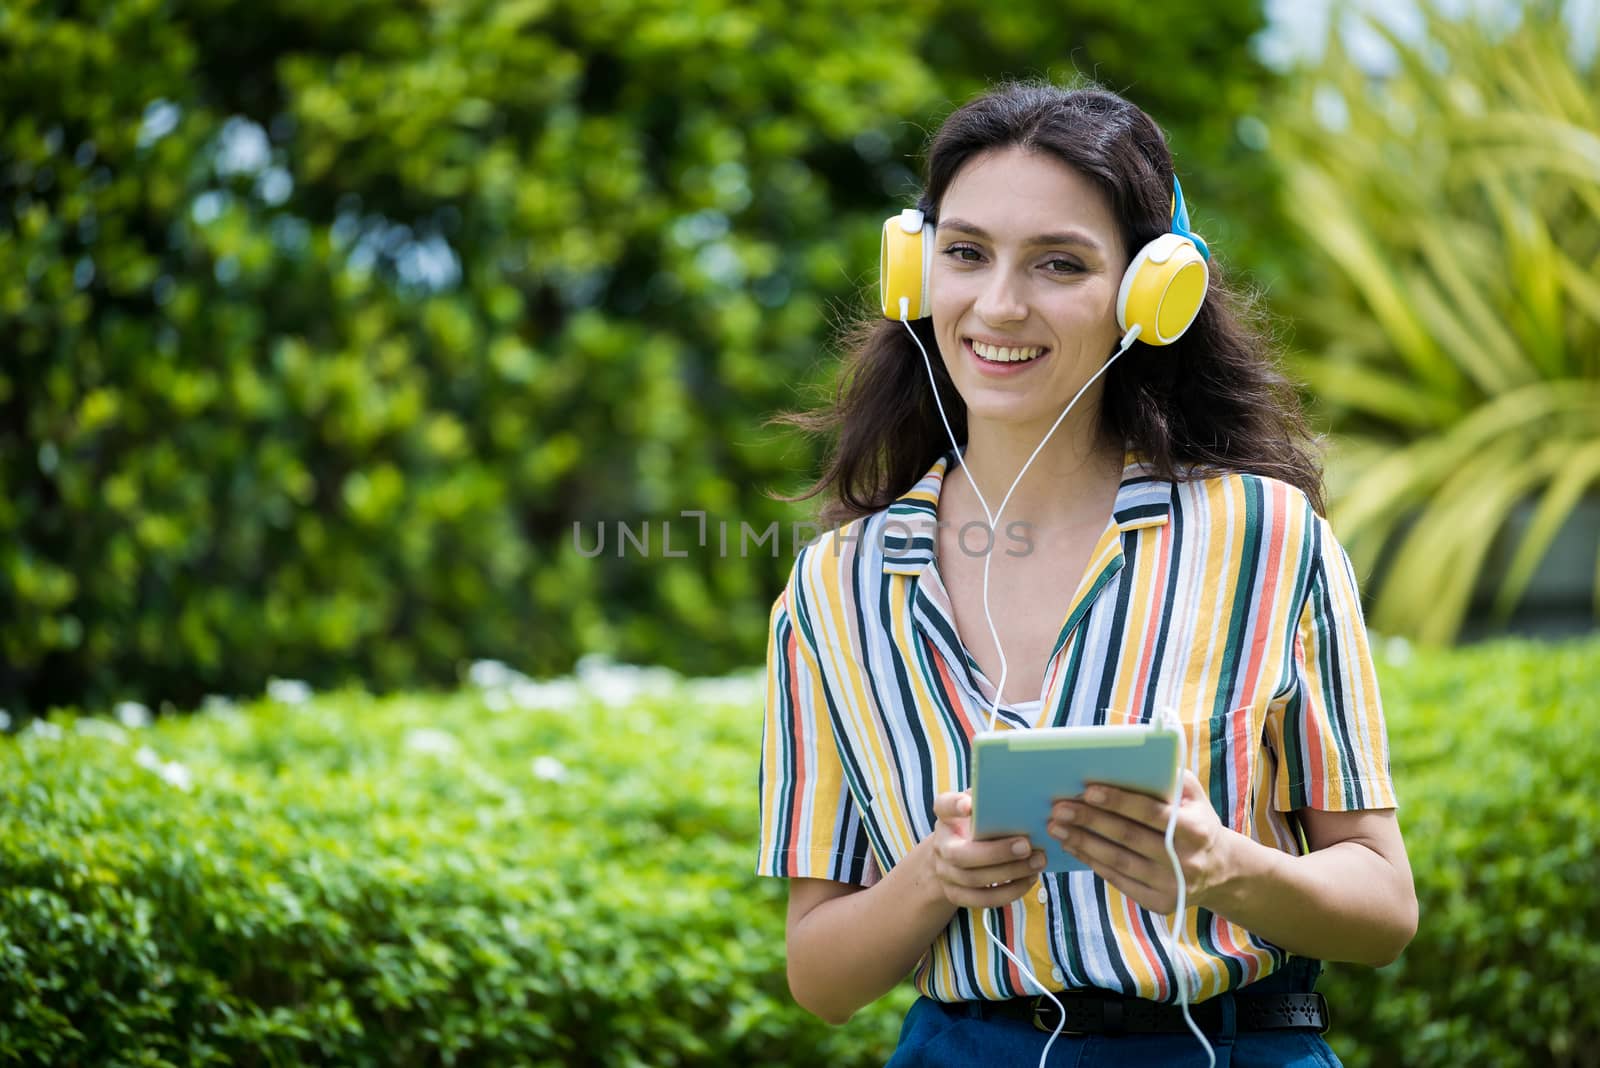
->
[5,637,1592,1066]
[1317,636,1599,1067]
[0,0,1275,718]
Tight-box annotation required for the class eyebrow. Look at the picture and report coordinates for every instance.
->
[936,217,1104,252]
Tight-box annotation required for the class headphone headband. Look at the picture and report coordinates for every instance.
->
[1170,176,1210,262]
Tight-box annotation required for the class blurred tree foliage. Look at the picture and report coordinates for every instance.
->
[0,0,1278,716]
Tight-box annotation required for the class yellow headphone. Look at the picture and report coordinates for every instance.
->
[879,175,1211,346]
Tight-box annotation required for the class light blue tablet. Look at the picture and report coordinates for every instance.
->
[969,725,1181,874]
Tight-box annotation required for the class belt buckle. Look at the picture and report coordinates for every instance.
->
[1029,995,1083,1036]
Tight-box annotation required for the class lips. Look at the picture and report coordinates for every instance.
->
[964,338,1051,375]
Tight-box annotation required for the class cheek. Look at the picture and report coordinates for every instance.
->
[1052,287,1120,332]
[929,271,974,315]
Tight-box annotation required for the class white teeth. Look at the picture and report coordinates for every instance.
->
[971,340,1046,363]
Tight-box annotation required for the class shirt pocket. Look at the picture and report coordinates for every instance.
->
[1104,701,1265,832]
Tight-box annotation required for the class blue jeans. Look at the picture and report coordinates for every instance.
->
[885,959,1341,1067]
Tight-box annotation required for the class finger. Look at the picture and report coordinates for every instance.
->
[939,845,1047,888]
[1049,801,1167,860]
[951,832,1038,867]
[933,790,972,823]
[933,791,973,841]
[1073,784,1171,830]
[944,873,1041,911]
[1179,770,1209,802]
[1052,823,1166,889]
[940,856,1045,891]
[1062,846,1172,914]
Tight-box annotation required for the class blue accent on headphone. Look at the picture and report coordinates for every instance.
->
[1170,176,1210,262]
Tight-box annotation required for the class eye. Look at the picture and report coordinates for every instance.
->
[940,244,983,263]
[1044,258,1083,274]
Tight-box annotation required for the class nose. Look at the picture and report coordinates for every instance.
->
[974,263,1027,325]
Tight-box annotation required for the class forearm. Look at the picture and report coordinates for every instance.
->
[787,839,956,1024]
[1204,829,1418,967]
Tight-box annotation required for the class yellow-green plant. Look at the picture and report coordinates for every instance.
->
[1268,1,1600,644]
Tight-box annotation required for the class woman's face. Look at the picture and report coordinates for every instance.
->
[930,146,1128,431]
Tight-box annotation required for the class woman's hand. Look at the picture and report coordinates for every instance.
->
[1047,770,1234,914]
[929,790,1047,909]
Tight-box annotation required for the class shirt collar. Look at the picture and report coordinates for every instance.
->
[880,447,1172,576]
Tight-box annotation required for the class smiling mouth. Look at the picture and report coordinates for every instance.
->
[968,338,1050,364]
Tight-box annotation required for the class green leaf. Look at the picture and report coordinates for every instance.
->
[1495,437,1600,617]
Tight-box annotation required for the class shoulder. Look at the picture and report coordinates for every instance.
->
[1168,469,1337,601]
[781,512,888,625]
[1171,467,1322,541]
[789,513,881,578]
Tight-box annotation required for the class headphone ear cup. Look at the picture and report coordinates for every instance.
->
[880,211,934,320]
[1116,233,1210,345]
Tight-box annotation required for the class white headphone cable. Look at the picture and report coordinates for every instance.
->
[898,297,1139,738]
[898,302,1210,1067]
[899,300,1127,1065]
[1155,704,1215,1068]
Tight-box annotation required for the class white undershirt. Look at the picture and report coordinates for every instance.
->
[1004,697,1044,720]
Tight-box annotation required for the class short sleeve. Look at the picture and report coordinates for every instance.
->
[1266,514,1399,813]
[756,580,878,886]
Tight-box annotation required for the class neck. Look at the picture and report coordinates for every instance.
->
[948,413,1123,532]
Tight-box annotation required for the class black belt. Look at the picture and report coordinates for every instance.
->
[984,990,1329,1036]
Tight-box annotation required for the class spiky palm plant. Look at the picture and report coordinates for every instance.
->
[1268,0,1600,645]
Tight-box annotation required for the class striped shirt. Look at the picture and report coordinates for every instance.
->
[757,448,1396,1003]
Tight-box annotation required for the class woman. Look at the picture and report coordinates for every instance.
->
[757,81,1416,1067]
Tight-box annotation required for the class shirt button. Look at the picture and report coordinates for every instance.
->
[1051,967,1064,984]
[1036,886,1048,904]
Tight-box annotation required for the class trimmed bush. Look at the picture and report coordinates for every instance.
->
[0,663,913,1067]
[1318,636,1600,1067]
[3,637,1593,1065]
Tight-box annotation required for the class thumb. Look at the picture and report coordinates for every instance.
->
[933,790,973,834]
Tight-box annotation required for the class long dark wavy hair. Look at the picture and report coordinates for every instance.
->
[773,80,1324,528]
